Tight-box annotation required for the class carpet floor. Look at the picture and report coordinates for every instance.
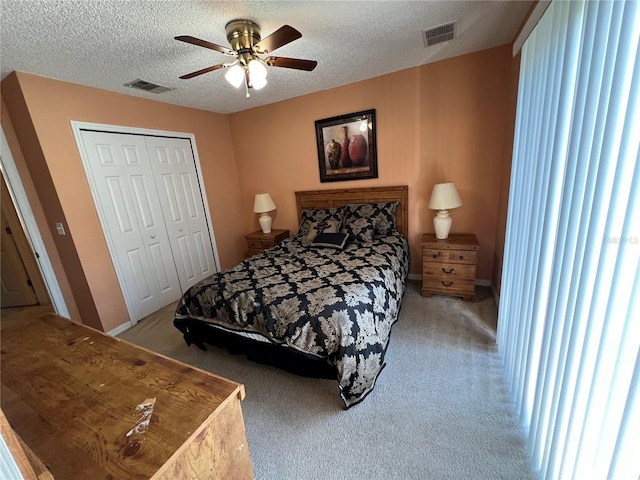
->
[118,279,534,480]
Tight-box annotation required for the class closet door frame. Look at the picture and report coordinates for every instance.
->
[71,121,221,328]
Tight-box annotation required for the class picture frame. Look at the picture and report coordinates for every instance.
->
[315,109,378,183]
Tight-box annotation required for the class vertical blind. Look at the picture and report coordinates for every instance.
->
[497,0,639,479]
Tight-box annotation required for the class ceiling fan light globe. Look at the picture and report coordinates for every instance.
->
[225,64,245,88]
[248,58,268,79]
[251,75,267,90]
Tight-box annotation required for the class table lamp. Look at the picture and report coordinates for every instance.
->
[254,193,276,233]
[428,182,462,239]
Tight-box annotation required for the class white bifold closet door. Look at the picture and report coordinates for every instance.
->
[79,130,217,323]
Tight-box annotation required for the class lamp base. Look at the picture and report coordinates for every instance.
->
[433,210,452,239]
[259,213,272,233]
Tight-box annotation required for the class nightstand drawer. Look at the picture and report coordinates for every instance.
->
[247,239,275,249]
[422,248,477,265]
[245,229,289,258]
[422,263,475,278]
[422,276,475,294]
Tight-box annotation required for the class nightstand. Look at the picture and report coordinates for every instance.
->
[421,233,479,301]
[245,229,289,257]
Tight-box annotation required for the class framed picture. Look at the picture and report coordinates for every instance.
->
[315,109,378,183]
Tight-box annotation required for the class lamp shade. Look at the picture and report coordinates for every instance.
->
[251,75,267,90]
[225,64,244,88]
[248,59,267,79]
[428,182,462,210]
[253,193,276,213]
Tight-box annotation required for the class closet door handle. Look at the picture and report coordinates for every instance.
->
[151,234,156,239]
[179,228,183,232]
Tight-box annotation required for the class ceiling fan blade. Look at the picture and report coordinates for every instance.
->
[266,56,318,71]
[175,35,234,56]
[253,25,302,54]
[179,64,226,79]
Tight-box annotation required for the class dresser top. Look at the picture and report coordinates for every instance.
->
[1,313,244,479]
[422,233,479,250]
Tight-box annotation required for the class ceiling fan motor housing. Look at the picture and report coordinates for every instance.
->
[225,19,261,52]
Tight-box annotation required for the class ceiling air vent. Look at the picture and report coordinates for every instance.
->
[124,79,173,94]
[423,22,456,47]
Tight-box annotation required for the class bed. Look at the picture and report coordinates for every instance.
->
[174,185,410,408]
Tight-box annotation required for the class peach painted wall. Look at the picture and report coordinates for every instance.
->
[2,72,244,332]
[1,98,83,325]
[1,44,518,332]
[230,45,517,280]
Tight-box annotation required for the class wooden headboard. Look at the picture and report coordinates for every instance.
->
[295,185,409,238]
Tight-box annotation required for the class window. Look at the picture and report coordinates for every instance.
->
[498,1,639,478]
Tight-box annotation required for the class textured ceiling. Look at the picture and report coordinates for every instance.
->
[1,1,530,114]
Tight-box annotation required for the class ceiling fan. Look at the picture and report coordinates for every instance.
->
[175,19,317,97]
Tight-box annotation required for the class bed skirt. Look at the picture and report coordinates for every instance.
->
[173,317,337,380]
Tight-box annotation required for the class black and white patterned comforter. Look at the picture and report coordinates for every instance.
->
[174,232,409,408]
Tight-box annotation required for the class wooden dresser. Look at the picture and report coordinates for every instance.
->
[421,233,479,301]
[245,229,289,257]
[1,313,254,479]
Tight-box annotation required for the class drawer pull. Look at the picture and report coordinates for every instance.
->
[459,255,465,260]
[441,281,454,287]
[442,268,454,274]
[432,254,439,259]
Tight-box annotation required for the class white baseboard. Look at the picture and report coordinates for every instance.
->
[108,321,133,337]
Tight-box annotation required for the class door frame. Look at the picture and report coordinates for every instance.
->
[0,127,69,317]
[1,175,43,307]
[71,121,221,327]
